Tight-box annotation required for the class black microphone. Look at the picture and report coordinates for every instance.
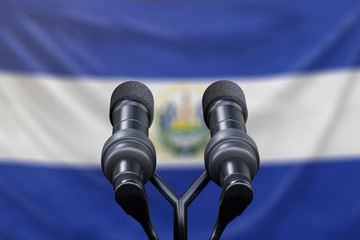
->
[202,80,260,240]
[101,81,158,240]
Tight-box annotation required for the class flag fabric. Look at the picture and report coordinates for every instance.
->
[1,0,360,239]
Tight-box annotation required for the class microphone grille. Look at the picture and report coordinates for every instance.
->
[202,80,248,122]
[110,81,154,126]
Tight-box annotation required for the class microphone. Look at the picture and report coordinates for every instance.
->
[202,80,260,240]
[101,81,158,240]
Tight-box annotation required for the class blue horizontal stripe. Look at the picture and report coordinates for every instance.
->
[0,157,359,239]
[0,0,359,78]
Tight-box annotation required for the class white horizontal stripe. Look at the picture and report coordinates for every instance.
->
[0,69,359,167]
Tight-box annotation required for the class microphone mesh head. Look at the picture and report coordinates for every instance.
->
[202,80,248,123]
[110,81,154,126]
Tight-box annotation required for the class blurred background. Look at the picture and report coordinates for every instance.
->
[1,0,360,239]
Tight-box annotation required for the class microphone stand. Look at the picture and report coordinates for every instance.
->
[104,80,258,239]
[150,171,211,240]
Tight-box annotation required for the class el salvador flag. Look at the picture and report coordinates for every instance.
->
[1,0,360,239]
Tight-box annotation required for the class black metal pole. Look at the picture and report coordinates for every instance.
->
[181,171,211,207]
[150,171,211,240]
[174,199,187,240]
[150,172,178,206]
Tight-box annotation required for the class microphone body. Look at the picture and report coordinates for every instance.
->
[102,100,156,191]
[204,99,259,191]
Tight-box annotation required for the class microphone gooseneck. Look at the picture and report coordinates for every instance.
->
[202,80,260,240]
[101,81,158,240]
